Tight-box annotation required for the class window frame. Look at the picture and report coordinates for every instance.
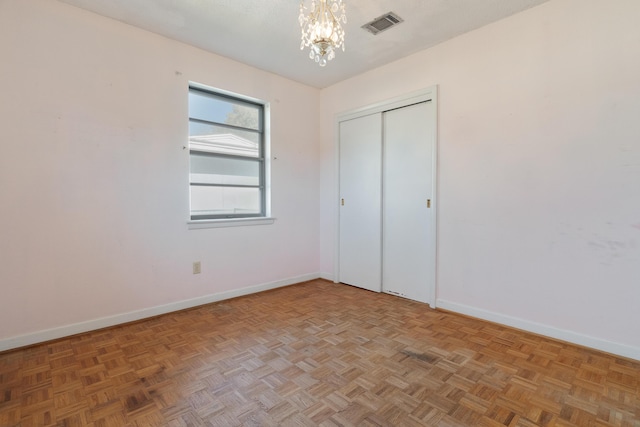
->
[188,84,269,222]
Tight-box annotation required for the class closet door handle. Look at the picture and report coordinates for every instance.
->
[341,198,345,206]
[427,199,431,208]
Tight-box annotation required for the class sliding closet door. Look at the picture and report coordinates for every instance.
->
[382,101,436,304]
[338,113,382,292]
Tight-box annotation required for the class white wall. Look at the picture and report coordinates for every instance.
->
[319,0,640,359]
[0,0,320,349]
[2,0,639,361]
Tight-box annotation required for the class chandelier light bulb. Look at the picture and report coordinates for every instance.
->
[299,0,346,67]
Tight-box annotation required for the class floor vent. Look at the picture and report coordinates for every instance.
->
[361,12,404,35]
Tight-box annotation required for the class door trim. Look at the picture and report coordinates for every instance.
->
[334,86,438,307]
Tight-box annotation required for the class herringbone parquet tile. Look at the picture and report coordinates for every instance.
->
[0,280,638,426]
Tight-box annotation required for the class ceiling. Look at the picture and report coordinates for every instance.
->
[57,0,550,88]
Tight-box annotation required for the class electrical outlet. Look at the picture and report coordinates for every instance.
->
[193,261,201,274]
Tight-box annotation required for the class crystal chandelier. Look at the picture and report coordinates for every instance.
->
[298,0,347,67]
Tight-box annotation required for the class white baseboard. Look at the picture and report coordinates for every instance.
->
[0,272,321,352]
[319,272,335,282]
[436,299,640,361]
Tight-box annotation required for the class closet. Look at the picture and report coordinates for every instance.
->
[337,88,437,306]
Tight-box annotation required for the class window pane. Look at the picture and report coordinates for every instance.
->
[190,153,260,186]
[188,85,266,220]
[189,121,260,158]
[190,186,261,217]
[189,90,261,131]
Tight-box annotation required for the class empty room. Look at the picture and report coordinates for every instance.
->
[0,0,639,426]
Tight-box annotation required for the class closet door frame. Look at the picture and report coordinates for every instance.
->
[334,86,438,307]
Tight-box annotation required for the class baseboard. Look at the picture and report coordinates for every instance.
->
[0,272,321,353]
[319,271,335,282]
[436,299,640,361]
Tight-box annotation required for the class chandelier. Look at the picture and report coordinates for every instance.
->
[298,0,347,67]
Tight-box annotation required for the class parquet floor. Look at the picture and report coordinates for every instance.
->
[1,280,638,427]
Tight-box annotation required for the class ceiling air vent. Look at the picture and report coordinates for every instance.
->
[361,12,404,35]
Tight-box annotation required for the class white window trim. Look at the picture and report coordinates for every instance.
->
[188,217,276,230]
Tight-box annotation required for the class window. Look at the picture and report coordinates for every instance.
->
[188,86,267,220]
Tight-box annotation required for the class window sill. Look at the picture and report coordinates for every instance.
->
[188,217,276,230]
